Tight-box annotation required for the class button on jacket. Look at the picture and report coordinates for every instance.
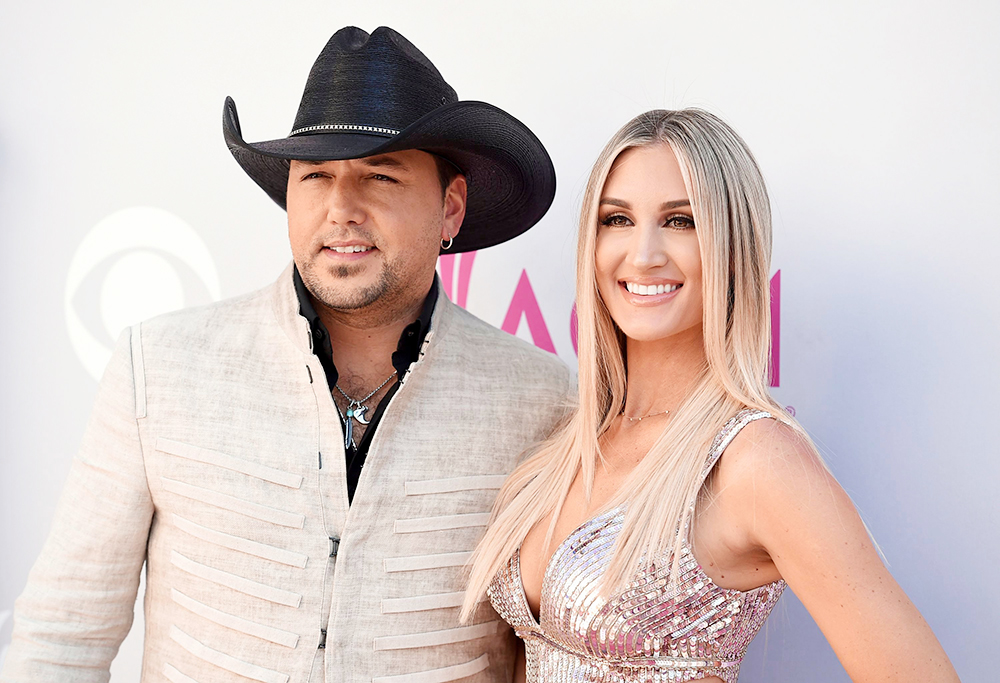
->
[292,267,439,503]
[2,263,574,683]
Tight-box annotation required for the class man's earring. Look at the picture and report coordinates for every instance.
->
[441,233,454,250]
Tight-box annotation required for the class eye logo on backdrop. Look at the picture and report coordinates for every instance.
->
[64,207,221,380]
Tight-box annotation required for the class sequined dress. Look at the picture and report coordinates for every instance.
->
[487,410,785,683]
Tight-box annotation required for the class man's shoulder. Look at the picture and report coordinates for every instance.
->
[137,279,277,343]
[443,303,571,381]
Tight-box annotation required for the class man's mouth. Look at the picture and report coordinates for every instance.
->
[325,245,374,254]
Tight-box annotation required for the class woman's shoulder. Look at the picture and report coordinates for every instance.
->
[713,413,832,496]
[710,413,846,551]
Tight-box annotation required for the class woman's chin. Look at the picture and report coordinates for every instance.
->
[615,320,703,345]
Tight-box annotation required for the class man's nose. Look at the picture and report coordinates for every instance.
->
[324,179,367,226]
[629,223,669,269]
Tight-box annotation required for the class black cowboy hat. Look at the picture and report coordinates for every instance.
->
[224,26,556,254]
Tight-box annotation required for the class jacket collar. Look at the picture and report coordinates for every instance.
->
[270,261,456,362]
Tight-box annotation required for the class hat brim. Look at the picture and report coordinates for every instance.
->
[223,97,556,254]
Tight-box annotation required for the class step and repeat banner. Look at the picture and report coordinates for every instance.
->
[1,2,996,681]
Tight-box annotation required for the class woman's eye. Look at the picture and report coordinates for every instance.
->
[665,214,695,230]
[600,214,631,228]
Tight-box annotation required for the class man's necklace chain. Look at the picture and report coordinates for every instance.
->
[334,370,398,449]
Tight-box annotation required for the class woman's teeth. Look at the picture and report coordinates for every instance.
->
[329,245,373,253]
[624,282,681,296]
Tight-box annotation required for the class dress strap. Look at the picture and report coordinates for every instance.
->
[701,409,773,478]
[683,408,773,539]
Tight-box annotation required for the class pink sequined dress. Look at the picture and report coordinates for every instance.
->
[487,410,785,683]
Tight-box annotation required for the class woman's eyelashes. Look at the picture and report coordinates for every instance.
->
[600,213,632,228]
[598,213,695,230]
[665,214,695,230]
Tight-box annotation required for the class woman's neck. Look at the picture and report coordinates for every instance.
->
[622,324,706,417]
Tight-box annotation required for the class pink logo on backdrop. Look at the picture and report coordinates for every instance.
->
[769,270,781,387]
[437,252,477,309]
[500,270,556,353]
[438,253,781,387]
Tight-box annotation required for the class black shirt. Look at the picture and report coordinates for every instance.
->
[293,267,438,503]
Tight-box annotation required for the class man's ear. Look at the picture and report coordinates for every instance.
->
[441,175,467,241]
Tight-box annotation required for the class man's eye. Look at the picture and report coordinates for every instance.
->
[665,215,695,230]
[371,174,398,183]
[303,172,326,180]
[600,214,630,228]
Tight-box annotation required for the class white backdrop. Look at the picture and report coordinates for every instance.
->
[1,1,997,681]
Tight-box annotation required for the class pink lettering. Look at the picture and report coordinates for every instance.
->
[438,254,455,300]
[769,270,780,387]
[570,303,579,355]
[437,251,477,308]
[501,270,556,354]
[439,257,780,379]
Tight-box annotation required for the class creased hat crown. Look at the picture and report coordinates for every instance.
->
[291,26,459,136]
[224,25,557,253]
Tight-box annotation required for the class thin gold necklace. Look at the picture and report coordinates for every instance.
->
[620,407,670,423]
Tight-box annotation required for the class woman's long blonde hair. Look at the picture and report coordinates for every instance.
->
[463,109,811,621]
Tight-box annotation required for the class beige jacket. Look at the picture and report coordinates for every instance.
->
[2,265,573,683]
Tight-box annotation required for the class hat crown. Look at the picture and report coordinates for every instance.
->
[291,26,458,136]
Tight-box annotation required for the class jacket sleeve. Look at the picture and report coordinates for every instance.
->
[1,327,154,683]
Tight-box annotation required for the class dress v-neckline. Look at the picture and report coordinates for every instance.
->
[513,501,784,629]
[511,410,780,629]
[514,504,625,626]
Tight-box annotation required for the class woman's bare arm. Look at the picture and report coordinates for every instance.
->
[719,419,959,683]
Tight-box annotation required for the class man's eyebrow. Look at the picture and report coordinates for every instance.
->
[294,156,411,170]
[359,155,410,170]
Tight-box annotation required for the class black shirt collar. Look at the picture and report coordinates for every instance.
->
[292,265,438,390]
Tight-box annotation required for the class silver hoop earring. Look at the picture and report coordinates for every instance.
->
[441,234,454,251]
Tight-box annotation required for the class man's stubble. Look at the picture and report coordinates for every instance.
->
[298,217,441,329]
[300,256,403,326]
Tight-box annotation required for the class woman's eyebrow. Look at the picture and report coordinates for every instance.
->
[599,198,691,209]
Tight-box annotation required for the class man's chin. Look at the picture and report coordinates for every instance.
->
[312,281,386,310]
[298,255,401,313]
[303,273,386,311]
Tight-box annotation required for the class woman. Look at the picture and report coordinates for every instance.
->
[463,110,958,682]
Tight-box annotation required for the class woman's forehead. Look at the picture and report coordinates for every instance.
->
[603,145,688,203]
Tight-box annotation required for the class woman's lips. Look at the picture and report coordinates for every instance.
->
[619,280,682,304]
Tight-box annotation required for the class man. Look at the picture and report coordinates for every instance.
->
[2,27,572,683]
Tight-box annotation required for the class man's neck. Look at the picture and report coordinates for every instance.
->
[313,289,428,394]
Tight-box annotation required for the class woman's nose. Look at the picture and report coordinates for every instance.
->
[629,223,669,269]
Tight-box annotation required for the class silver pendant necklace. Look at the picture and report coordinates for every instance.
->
[334,370,398,449]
